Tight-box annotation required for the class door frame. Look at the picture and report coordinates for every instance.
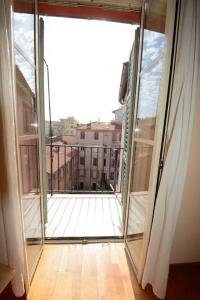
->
[12,0,45,290]
[38,9,141,243]
[124,0,180,282]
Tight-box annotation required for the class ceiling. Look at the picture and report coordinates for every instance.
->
[14,0,142,24]
[39,0,143,12]
[38,0,142,24]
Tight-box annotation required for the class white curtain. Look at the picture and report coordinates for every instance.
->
[142,0,200,298]
[0,0,25,297]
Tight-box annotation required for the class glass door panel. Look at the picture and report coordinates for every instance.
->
[13,0,43,281]
[126,0,167,271]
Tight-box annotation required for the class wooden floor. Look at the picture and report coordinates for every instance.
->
[28,244,200,300]
[45,194,123,237]
[28,243,135,300]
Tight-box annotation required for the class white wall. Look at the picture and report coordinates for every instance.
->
[171,85,200,264]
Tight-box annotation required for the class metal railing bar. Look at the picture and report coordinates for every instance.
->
[46,190,116,194]
[46,144,124,150]
[70,146,72,191]
[64,146,67,190]
[109,147,112,187]
[96,147,99,191]
[114,149,117,191]
[20,144,124,195]
[90,147,92,191]
[57,145,60,192]
[76,146,79,190]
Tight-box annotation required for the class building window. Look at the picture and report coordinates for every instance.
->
[92,170,97,179]
[111,160,115,167]
[80,182,84,190]
[80,157,85,165]
[119,133,121,141]
[79,169,85,177]
[102,172,107,180]
[92,183,96,190]
[110,172,114,180]
[80,131,85,139]
[93,157,98,166]
[80,146,84,151]
[112,133,117,142]
[94,132,99,140]
[104,158,106,166]
[104,148,107,154]
[93,147,98,153]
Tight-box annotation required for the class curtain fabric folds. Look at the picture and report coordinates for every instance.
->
[0,0,25,297]
[142,0,200,298]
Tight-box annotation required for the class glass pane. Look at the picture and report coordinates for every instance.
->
[135,36,165,141]
[141,30,166,71]
[132,142,153,192]
[14,0,43,279]
[15,49,35,92]
[126,0,167,270]
[13,8,35,62]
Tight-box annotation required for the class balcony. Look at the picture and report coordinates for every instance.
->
[45,144,124,238]
[46,144,123,194]
[45,194,122,238]
[20,144,147,239]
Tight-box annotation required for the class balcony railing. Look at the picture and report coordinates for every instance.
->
[46,144,123,194]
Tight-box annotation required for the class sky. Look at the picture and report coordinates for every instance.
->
[43,17,136,123]
[13,13,165,124]
[137,30,165,119]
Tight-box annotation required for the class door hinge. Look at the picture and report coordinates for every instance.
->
[159,159,164,170]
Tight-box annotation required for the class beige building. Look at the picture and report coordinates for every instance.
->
[112,106,124,126]
[76,122,122,191]
[46,120,123,192]
[45,116,77,137]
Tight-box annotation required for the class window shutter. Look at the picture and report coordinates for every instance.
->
[122,28,140,214]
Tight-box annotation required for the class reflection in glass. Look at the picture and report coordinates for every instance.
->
[141,30,165,71]
[15,49,35,92]
[132,143,153,192]
[14,0,43,279]
[14,12,35,62]
[126,0,167,271]
[135,32,165,141]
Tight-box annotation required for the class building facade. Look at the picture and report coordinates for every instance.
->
[46,141,79,192]
[76,122,122,191]
[45,116,77,137]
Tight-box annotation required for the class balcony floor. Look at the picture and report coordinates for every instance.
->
[45,194,123,238]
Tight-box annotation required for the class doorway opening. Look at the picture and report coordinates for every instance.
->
[42,16,138,239]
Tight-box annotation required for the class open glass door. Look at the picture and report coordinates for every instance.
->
[124,0,168,275]
[13,0,44,282]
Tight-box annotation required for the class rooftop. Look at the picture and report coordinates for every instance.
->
[46,142,78,174]
[76,121,121,131]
